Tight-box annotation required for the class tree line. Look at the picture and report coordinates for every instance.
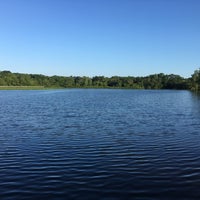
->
[0,69,200,90]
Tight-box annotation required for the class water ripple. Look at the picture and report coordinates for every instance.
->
[0,90,200,199]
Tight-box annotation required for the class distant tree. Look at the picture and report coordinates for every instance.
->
[107,76,122,87]
[92,76,107,87]
[0,69,194,90]
[65,76,75,87]
[190,69,200,90]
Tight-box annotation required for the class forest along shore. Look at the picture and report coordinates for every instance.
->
[0,69,200,90]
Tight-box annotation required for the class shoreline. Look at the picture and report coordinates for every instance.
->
[0,86,190,91]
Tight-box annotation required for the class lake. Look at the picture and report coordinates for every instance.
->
[0,89,200,199]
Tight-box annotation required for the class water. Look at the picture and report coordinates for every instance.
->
[0,89,200,199]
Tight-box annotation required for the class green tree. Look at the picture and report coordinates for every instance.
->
[190,69,200,90]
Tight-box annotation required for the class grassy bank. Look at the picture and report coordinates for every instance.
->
[0,86,45,90]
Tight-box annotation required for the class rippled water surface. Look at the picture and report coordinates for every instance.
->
[0,89,200,199]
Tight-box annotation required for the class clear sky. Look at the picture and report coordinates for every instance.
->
[0,0,200,77]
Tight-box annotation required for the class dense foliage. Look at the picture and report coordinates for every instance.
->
[0,69,199,90]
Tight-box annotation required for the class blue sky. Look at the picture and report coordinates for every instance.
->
[0,0,200,77]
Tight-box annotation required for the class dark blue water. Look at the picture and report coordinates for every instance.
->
[0,89,200,199]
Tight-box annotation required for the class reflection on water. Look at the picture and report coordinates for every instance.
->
[0,89,200,199]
